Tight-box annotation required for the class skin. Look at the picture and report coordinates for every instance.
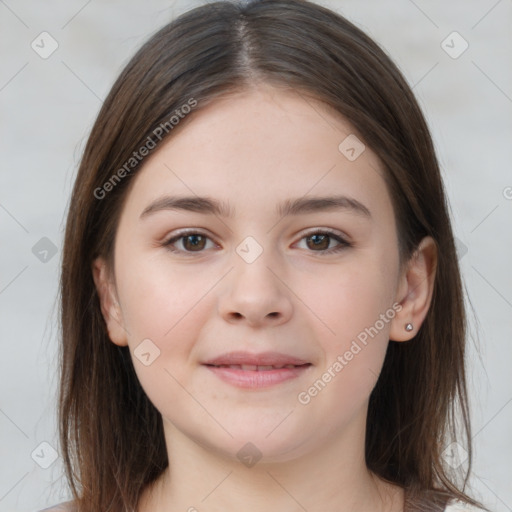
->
[93,82,437,512]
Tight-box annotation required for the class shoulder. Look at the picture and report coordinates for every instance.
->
[444,499,489,512]
[37,501,76,512]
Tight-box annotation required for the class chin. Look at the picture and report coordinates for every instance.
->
[205,423,317,466]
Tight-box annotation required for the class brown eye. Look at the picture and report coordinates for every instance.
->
[305,233,330,251]
[297,230,351,255]
[181,234,207,251]
[163,231,214,253]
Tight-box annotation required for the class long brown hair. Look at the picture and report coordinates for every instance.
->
[58,1,487,511]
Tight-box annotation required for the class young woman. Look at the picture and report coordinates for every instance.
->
[44,1,490,511]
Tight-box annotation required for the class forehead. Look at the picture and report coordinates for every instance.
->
[121,84,392,223]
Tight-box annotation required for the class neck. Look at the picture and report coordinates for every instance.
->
[138,408,404,512]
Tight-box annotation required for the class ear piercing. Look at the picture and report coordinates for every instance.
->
[405,323,414,332]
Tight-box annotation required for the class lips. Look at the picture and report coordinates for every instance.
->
[202,351,312,388]
[211,364,304,371]
[202,351,311,368]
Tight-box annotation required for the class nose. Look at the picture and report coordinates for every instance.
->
[217,253,293,329]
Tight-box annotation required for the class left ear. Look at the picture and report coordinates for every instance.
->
[389,236,438,342]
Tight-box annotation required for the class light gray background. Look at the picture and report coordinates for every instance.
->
[0,1,511,511]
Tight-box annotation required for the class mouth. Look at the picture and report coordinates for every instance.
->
[204,363,311,371]
[203,364,312,388]
[202,350,311,368]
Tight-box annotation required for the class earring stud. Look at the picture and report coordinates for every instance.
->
[405,323,414,332]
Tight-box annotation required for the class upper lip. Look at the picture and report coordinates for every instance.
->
[202,351,311,366]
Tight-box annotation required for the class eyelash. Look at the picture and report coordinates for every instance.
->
[161,228,351,256]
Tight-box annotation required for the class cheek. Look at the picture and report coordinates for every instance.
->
[117,258,215,416]
[115,254,215,397]
[318,260,395,342]
[117,253,205,339]
[304,258,396,409]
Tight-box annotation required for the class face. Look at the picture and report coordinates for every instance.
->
[95,83,408,463]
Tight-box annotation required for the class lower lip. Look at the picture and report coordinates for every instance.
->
[203,364,312,388]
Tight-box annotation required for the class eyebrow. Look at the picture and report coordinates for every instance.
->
[139,194,371,220]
